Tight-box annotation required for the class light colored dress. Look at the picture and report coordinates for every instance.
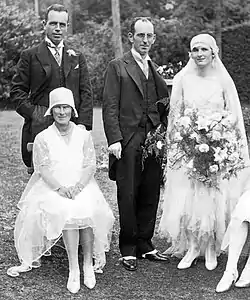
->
[158,73,247,257]
[13,122,114,269]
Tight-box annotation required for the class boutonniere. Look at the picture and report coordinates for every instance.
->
[67,49,77,57]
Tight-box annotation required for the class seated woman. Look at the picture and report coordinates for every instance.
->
[7,87,114,294]
[216,174,250,293]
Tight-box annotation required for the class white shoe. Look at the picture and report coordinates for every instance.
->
[235,267,250,288]
[177,249,200,269]
[216,269,238,293]
[67,271,80,294]
[84,265,96,289]
[205,247,217,271]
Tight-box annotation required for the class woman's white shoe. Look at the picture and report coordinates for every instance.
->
[177,249,200,269]
[216,270,238,293]
[67,271,80,294]
[84,265,96,289]
[205,247,217,271]
[235,267,250,288]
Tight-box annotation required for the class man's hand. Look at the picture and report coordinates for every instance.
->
[108,142,122,159]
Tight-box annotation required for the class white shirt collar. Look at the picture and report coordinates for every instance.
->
[45,36,64,49]
[131,47,151,62]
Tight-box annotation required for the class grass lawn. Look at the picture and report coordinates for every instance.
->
[0,108,250,300]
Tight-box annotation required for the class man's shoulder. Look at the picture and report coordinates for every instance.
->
[21,42,43,55]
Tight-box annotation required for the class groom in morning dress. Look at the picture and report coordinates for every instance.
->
[102,17,170,271]
[10,3,93,173]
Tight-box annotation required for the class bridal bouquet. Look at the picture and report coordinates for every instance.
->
[142,123,168,170]
[168,108,246,188]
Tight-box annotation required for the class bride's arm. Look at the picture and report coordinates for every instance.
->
[167,73,184,133]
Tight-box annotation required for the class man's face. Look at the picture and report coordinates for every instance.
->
[44,10,68,45]
[129,20,156,57]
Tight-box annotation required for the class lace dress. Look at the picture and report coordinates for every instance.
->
[13,123,114,270]
[158,74,247,257]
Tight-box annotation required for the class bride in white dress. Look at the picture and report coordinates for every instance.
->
[7,87,114,293]
[158,34,249,270]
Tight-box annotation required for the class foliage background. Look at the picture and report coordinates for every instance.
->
[1,0,250,108]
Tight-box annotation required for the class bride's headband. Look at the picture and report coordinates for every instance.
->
[190,33,219,55]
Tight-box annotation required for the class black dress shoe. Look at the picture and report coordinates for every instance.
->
[142,252,170,262]
[121,259,137,271]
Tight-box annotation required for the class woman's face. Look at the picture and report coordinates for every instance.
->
[190,43,213,68]
[52,104,72,125]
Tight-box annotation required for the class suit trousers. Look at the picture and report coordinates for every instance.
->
[115,126,162,257]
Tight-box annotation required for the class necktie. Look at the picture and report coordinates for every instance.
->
[53,47,61,66]
[46,42,61,66]
[142,59,149,78]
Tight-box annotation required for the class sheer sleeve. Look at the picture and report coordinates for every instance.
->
[167,73,184,133]
[32,133,51,172]
[32,133,62,190]
[78,132,96,187]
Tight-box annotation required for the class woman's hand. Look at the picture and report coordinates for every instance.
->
[71,183,84,198]
[57,187,74,199]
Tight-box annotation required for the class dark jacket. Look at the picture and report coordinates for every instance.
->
[102,51,169,180]
[10,40,93,167]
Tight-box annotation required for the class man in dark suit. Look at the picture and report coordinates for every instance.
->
[11,4,93,171]
[102,17,169,271]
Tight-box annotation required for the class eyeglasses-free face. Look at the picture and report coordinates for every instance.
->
[190,43,213,68]
[44,10,68,45]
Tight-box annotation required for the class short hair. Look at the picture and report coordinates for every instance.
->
[129,17,154,35]
[45,4,68,22]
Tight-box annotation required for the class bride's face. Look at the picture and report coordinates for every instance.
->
[190,43,213,68]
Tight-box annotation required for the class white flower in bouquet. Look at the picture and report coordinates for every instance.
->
[179,116,191,128]
[198,143,209,153]
[187,159,194,169]
[156,140,164,149]
[223,131,236,143]
[211,130,221,141]
[209,164,219,173]
[190,132,199,140]
[228,152,240,162]
[173,132,183,141]
[209,112,223,122]
[221,114,236,127]
[214,147,228,162]
[196,116,210,131]
[184,108,193,116]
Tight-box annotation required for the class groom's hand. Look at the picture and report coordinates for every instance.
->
[108,142,122,159]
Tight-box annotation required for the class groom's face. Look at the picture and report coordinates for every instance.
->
[129,20,156,58]
[44,10,68,45]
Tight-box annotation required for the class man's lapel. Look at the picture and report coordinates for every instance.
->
[123,51,144,97]
[149,60,169,99]
[35,40,52,78]
[63,44,75,78]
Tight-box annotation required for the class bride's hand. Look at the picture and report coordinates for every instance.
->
[57,187,74,199]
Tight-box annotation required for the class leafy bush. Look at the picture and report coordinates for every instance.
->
[0,2,42,109]
[222,23,250,104]
[67,20,114,106]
